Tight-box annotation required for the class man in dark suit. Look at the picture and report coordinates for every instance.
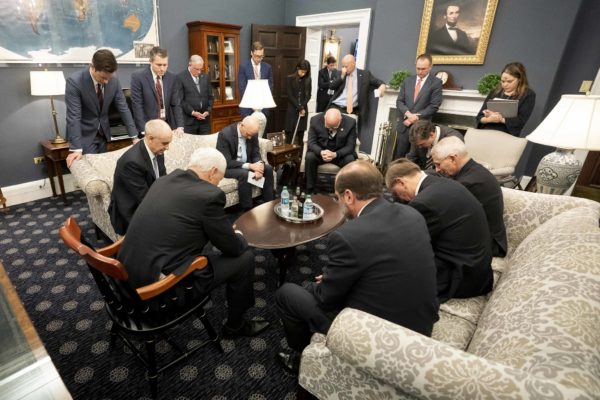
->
[117,147,270,338]
[305,109,357,194]
[427,4,473,55]
[407,120,463,169]
[386,158,494,303]
[130,47,184,135]
[238,41,274,118]
[316,56,339,112]
[432,136,507,257]
[65,49,138,167]
[216,116,274,210]
[108,119,172,237]
[394,53,443,159]
[275,160,439,373]
[175,55,214,134]
[328,54,386,126]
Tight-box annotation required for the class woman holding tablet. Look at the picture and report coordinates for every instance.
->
[476,62,536,137]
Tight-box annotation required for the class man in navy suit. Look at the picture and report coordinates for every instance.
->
[432,136,507,257]
[304,109,357,194]
[394,53,443,159]
[216,116,274,210]
[316,56,339,112]
[238,41,274,118]
[108,119,172,236]
[130,47,184,135]
[275,160,439,373]
[65,49,138,166]
[386,158,493,303]
[427,4,473,55]
[175,55,214,134]
[407,120,463,170]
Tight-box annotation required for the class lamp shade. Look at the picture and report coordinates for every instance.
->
[526,94,600,151]
[239,79,276,109]
[30,70,66,96]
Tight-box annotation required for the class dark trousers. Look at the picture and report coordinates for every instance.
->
[191,249,255,327]
[275,283,338,352]
[394,125,411,159]
[185,118,211,135]
[83,132,108,154]
[285,130,304,146]
[304,151,356,192]
[225,164,275,208]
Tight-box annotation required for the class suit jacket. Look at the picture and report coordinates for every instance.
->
[311,197,439,336]
[316,67,339,110]
[117,169,247,289]
[216,122,262,169]
[328,68,384,122]
[108,140,166,236]
[476,88,536,137]
[130,67,184,132]
[175,69,214,126]
[65,67,137,152]
[454,158,507,257]
[238,59,274,117]
[307,113,357,159]
[407,125,463,169]
[396,74,443,127]
[409,175,493,303]
[427,26,473,55]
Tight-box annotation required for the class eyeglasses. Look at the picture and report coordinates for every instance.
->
[252,53,265,59]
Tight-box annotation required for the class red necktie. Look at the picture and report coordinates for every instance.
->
[155,76,164,118]
[414,78,422,102]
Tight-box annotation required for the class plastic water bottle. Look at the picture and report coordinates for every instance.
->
[290,196,299,218]
[303,195,314,218]
[280,186,290,214]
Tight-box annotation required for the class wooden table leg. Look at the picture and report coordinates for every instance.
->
[271,247,296,286]
[54,159,68,204]
[44,156,58,197]
[0,187,7,212]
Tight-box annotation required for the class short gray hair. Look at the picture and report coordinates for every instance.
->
[187,147,226,173]
[431,136,468,159]
[189,54,203,65]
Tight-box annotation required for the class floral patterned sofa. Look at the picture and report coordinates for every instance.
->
[300,188,600,399]
[68,133,272,242]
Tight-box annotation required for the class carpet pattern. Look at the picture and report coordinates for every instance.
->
[0,191,330,399]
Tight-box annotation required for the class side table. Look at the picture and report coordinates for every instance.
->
[267,144,302,188]
[40,140,71,204]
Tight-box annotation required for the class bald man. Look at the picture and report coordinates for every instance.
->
[305,108,357,194]
[328,54,386,125]
[175,55,214,134]
[216,116,274,210]
[109,119,173,236]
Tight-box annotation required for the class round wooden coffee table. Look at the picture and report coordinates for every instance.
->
[234,194,345,285]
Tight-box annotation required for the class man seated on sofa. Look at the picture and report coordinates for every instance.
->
[216,116,274,210]
[431,136,507,257]
[108,119,172,236]
[275,160,439,373]
[305,108,357,194]
[117,147,270,338]
[406,120,463,170]
[385,158,493,303]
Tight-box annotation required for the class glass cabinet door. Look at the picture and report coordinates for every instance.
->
[223,35,237,102]
[206,34,221,102]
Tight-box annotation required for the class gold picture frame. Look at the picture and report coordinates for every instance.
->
[322,30,342,68]
[416,0,498,65]
[266,131,285,148]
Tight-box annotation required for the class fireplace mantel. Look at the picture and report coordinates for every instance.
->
[371,88,486,158]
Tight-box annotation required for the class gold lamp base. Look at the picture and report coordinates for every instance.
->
[51,135,67,144]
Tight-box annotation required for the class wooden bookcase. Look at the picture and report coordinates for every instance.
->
[187,21,242,133]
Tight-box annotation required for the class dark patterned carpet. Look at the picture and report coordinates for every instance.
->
[0,191,330,399]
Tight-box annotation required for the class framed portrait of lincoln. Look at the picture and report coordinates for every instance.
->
[416,0,498,64]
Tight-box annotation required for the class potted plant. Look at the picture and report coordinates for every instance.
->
[477,73,501,95]
[388,70,412,90]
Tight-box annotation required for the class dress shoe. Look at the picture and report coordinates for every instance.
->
[276,350,300,374]
[222,319,270,338]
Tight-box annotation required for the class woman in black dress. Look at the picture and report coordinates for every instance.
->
[285,60,312,145]
[476,62,536,137]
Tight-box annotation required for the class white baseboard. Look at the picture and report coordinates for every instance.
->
[3,175,78,207]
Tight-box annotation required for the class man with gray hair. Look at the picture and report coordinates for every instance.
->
[118,147,270,338]
[175,54,214,134]
[431,136,507,257]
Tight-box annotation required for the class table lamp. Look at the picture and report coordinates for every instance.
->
[239,79,276,136]
[30,70,67,144]
[526,94,600,194]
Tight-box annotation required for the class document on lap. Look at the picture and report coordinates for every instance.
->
[248,172,265,188]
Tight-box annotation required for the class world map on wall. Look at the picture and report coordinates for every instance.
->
[0,0,158,63]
